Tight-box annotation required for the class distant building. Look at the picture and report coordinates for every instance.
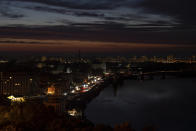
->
[45,75,71,96]
[167,55,175,63]
[51,65,65,74]
[41,56,47,62]
[0,72,38,96]
[92,63,106,73]
[192,56,196,63]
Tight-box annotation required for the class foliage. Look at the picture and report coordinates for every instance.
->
[0,104,155,131]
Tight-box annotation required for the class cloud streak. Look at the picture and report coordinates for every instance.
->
[11,0,138,10]
[0,0,176,28]
[140,0,196,25]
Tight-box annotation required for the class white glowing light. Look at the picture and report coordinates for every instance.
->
[71,90,76,93]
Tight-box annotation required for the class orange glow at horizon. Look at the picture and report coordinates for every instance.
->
[0,38,195,53]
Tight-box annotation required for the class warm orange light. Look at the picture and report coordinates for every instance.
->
[47,85,55,95]
[1,38,194,53]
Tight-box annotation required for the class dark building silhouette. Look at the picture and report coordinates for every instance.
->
[0,72,38,96]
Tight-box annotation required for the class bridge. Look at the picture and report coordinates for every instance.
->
[131,70,182,80]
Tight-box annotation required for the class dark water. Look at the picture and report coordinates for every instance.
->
[85,77,196,131]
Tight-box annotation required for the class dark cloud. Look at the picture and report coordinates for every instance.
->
[12,0,132,10]
[0,10,24,18]
[103,14,146,22]
[0,1,24,19]
[74,12,105,17]
[12,0,195,26]
[27,5,141,22]
[28,6,105,18]
[0,0,177,28]
[22,2,175,28]
[1,0,194,27]
[27,6,69,14]
[70,22,127,30]
[140,0,196,25]
[0,40,41,44]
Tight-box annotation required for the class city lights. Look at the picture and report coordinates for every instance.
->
[7,95,25,102]
[71,90,76,93]
[68,109,78,116]
[47,85,55,95]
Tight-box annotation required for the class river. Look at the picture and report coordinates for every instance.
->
[85,77,196,131]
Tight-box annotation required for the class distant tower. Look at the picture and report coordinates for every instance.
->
[78,49,81,61]
[78,50,81,59]
[192,55,196,61]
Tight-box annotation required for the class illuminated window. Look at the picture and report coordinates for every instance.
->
[47,85,55,95]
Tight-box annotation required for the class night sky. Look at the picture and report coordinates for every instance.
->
[0,0,196,56]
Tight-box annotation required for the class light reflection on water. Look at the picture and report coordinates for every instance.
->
[85,78,196,131]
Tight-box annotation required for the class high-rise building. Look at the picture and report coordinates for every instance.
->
[0,72,37,96]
